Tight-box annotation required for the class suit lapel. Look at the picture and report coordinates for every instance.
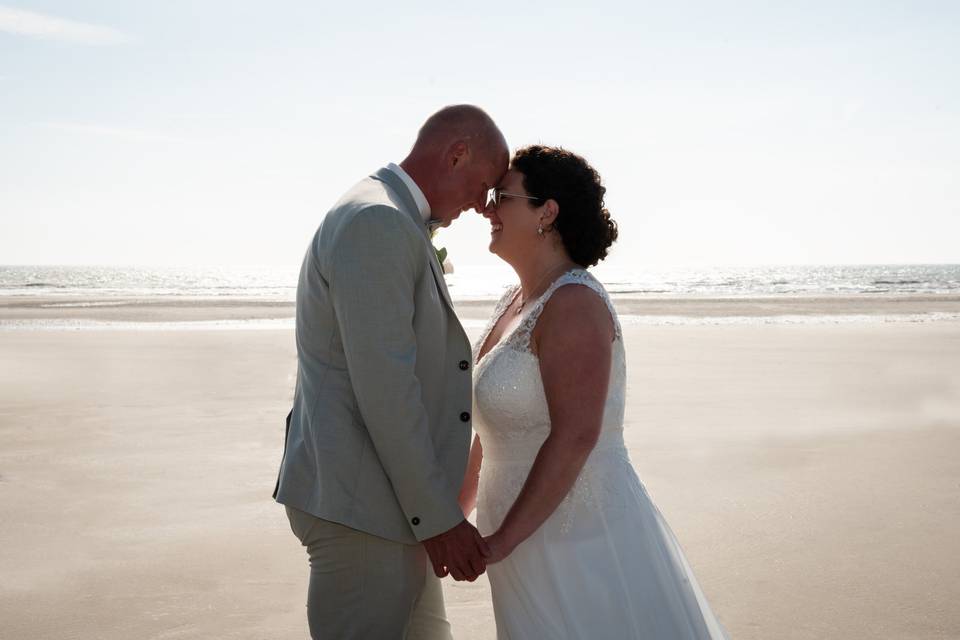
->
[373,168,456,311]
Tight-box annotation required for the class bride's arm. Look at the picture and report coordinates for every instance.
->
[484,285,614,562]
[458,433,483,517]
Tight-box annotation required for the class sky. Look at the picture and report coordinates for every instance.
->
[1,0,958,270]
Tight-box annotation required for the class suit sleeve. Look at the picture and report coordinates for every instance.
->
[328,205,464,541]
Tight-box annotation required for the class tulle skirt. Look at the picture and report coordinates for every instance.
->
[476,446,730,640]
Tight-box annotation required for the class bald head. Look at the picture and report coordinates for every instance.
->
[412,104,507,160]
[400,105,509,226]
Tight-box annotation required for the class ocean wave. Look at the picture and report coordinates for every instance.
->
[3,313,959,332]
[0,282,68,289]
[618,312,960,326]
[872,280,924,285]
[0,318,296,332]
[39,301,138,308]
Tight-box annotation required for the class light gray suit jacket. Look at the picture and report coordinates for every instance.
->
[274,167,473,544]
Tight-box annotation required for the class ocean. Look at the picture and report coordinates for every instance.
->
[2,264,959,330]
[2,264,959,301]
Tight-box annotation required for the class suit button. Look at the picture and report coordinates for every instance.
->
[411,517,420,526]
[460,412,470,422]
[459,360,470,371]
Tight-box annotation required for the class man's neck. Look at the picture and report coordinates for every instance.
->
[399,157,438,217]
[389,161,432,223]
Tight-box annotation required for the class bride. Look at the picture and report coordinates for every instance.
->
[459,145,729,639]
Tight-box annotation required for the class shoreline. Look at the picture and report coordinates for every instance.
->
[2,293,960,325]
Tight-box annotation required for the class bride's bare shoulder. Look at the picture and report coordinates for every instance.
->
[534,282,615,347]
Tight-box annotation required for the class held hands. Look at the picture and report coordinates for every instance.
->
[481,530,517,565]
[422,519,491,582]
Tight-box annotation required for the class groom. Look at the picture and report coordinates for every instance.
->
[274,105,509,639]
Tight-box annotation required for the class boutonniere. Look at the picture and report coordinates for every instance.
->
[430,228,452,275]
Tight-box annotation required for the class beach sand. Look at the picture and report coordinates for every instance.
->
[1,302,959,639]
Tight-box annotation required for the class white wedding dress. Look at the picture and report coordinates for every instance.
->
[473,269,729,639]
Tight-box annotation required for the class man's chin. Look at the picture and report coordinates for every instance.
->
[438,206,474,226]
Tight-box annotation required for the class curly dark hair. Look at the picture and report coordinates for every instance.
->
[510,145,618,267]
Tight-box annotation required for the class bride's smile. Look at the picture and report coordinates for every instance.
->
[482,169,546,256]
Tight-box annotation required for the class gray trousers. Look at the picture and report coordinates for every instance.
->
[286,506,453,640]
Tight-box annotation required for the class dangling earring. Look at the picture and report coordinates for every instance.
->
[537,224,544,237]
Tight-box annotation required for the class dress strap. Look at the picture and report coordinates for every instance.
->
[510,269,622,353]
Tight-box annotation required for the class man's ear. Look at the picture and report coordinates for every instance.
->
[448,140,468,167]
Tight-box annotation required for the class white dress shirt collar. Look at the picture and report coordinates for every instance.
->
[386,163,431,223]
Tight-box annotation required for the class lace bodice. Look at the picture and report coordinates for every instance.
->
[471,269,629,534]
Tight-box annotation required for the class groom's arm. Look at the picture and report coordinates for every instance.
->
[328,205,465,542]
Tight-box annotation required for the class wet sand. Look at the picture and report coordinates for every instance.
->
[3,293,959,324]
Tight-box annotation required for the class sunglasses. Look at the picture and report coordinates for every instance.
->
[486,187,544,208]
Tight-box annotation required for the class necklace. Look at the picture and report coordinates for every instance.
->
[516,262,576,315]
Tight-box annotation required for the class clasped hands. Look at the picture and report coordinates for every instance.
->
[423,520,515,581]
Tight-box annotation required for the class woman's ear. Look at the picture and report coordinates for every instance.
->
[540,199,560,228]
